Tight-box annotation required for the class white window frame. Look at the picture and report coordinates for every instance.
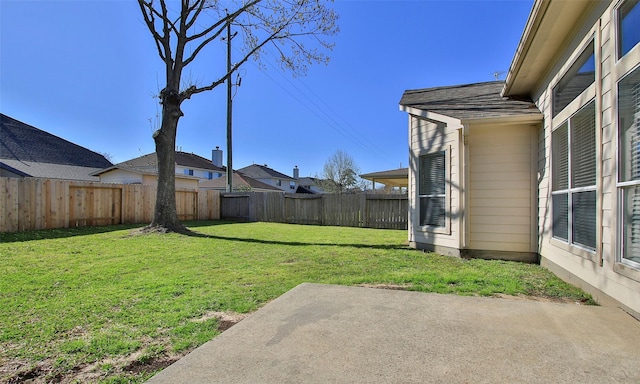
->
[551,102,598,253]
[614,0,640,275]
[417,148,450,235]
[550,35,598,258]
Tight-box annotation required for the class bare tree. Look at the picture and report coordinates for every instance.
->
[137,0,338,232]
[319,150,363,193]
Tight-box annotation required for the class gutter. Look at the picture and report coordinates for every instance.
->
[502,0,549,97]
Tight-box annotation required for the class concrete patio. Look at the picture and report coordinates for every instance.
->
[147,283,640,383]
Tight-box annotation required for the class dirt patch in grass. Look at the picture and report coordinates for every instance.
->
[191,311,250,332]
[2,311,248,383]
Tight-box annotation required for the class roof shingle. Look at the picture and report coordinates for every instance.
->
[0,113,112,168]
[237,164,293,180]
[399,81,541,121]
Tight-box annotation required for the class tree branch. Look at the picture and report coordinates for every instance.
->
[137,0,167,61]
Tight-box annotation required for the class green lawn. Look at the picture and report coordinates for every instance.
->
[0,221,593,383]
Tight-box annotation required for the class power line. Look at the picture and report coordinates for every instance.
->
[195,6,389,159]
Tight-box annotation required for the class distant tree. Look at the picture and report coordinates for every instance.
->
[98,152,114,163]
[319,150,364,193]
[137,0,339,232]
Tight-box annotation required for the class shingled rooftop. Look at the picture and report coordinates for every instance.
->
[399,81,540,120]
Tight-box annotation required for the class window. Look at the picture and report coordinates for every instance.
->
[183,169,194,176]
[552,102,597,250]
[207,171,213,180]
[618,66,640,266]
[276,180,282,186]
[418,152,446,227]
[618,0,640,59]
[553,41,595,117]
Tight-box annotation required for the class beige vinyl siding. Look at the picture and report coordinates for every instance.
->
[409,115,460,250]
[533,0,640,315]
[600,6,614,265]
[468,123,537,252]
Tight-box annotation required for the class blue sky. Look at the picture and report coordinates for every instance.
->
[1,0,533,178]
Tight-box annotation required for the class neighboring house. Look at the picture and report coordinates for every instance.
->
[295,177,325,194]
[238,164,297,192]
[93,150,225,189]
[400,0,640,318]
[0,113,112,181]
[199,172,284,193]
[360,168,408,189]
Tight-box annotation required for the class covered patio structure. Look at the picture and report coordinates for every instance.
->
[360,167,408,190]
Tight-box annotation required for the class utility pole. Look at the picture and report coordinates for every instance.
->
[225,16,234,193]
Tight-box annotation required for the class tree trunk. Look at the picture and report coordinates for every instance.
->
[148,89,186,233]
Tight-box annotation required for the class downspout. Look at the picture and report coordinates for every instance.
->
[596,17,604,267]
[408,115,415,246]
[458,124,470,251]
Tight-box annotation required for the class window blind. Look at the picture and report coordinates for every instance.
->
[573,191,597,249]
[420,154,445,195]
[419,152,446,227]
[621,74,640,264]
[552,123,569,191]
[553,194,569,241]
[571,103,597,188]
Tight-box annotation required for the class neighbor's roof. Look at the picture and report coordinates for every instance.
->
[0,160,106,181]
[107,151,225,173]
[360,168,408,188]
[90,165,200,180]
[199,172,283,192]
[238,164,294,180]
[0,113,112,180]
[0,113,112,168]
[399,81,541,121]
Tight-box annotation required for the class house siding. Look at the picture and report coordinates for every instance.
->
[408,115,461,253]
[100,169,144,185]
[533,1,640,317]
[468,123,538,253]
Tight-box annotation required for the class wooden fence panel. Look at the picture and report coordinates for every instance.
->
[176,189,197,221]
[323,193,363,227]
[221,194,250,221]
[258,192,285,223]
[0,177,20,232]
[198,190,221,220]
[68,183,122,227]
[365,194,408,230]
[284,195,323,225]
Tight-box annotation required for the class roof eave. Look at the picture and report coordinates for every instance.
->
[503,0,593,97]
[460,113,543,126]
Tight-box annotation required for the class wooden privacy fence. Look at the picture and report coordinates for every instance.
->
[1,177,407,233]
[0,178,221,233]
[221,192,408,229]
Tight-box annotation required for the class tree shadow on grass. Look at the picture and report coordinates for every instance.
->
[2,220,411,251]
[0,220,229,243]
[0,224,145,243]
[182,223,411,251]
